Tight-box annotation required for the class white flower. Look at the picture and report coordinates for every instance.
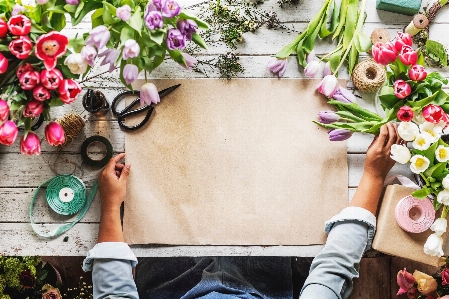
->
[410,155,430,174]
[412,132,434,150]
[436,145,449,162]
[413,113,426,125]
[398,122,420,141]
[443,175,449,189]
[431,218,447,236]
[419,122,442,143]
[437,190,449,205]
[390,144,411,164]
[64,53,88,75]
[424,233,444,257]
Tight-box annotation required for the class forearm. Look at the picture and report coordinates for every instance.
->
[349,172,384,216]
[98,204,124,243]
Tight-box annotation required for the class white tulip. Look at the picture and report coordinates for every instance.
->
[410,155,430,174]
[412,132,433,150]
[419,122,443,143]
[413,113,426,125]
[437,190,449,205]
[431,218,447,236]
[424,233,444,257]
[390,144,411,164]
[64,53,88,75]
[443,175,449,189]
[436,145,449,162]
[398,122,420,141]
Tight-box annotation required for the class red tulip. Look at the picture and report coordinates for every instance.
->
[23,100,44,117]
[20,132,41,156]
[9,36,33,59]
[394,32,413,52]
[409,65,427,81]
[0,99,9,122]
[0,120,18,146]
[45,121,65,146]
[35,31,69,70]
[40,68,63,90]
[399,45,418,65]
[397,106,414,122]
[58,79,81,104]
[0,18,8,38]
[372,41,397,65]
[394,80,411,99]
[16,63,34,78]
[19,70,40,90]
[7,15,31,36]
[423,104,447,124]
[0,52,8,74]
[32,85,51,101]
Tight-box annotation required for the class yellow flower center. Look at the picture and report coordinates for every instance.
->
[418,138,426,146]
[440,149,447,159]
[426,130,435,137]
[416,158,425,167]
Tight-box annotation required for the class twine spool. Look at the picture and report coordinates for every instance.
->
[405,14,429,36]
[370,28,391,45]
[351,59,386,93]
[56,113,85,146]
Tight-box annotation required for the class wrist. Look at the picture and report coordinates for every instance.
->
[101,204,122,216]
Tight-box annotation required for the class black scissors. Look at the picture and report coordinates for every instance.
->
[111,84,181,131]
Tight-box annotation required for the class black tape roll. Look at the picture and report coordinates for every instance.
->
[81,135,113,168]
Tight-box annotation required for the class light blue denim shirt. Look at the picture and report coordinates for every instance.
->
[83,206,376,299]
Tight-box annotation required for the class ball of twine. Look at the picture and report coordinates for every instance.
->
[56,113,85,146]
[351,59,386,93]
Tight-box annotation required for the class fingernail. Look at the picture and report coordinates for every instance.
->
[126,164,131,168]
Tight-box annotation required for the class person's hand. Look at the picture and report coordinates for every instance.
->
[364,123,402,181]
[98,153,131,212]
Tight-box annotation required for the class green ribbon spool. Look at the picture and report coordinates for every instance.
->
[30,175,98,238]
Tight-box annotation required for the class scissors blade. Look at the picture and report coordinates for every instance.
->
[158,84,181,99]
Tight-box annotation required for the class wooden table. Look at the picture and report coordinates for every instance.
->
[0,0,440,256]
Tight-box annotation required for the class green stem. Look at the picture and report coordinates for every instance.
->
[442,205,449,218]
[420,173,430,186]
[334,40,352,75]
[320,44,343,61]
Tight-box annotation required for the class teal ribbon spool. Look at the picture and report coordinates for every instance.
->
[30,175,98,238]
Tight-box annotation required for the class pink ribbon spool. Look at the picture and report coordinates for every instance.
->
[395,195,435,233]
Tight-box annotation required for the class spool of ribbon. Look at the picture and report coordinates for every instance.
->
[395,195,435,233]
[56,113,85,146]
[82,89,110,116]
[404,14,429,36]
[30,175,98,238]
[81,135,113,168]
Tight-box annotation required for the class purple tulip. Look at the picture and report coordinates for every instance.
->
[267,58,287,77]
[145,11,164,30]
[116,5,131,21]
[123,64,138,85]
[65,0,79,4]
[323,62,332,77]
[166,29,185,50]
[162,0,181,17]
[177,19,198,40]
[304,60,320,78]
[153,0,165,10]
[81,45,97,67]
[86,25,111,50]
[180,52,197,70]
[306,50,316,64]
[140,83,160,106]
[333,87,355,103]
[98,48,120,72]
[318,111,340,124]
[12,4,25,16]
[328,129,352,141]
[122,39,140,60]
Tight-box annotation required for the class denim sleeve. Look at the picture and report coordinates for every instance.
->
[83,242,139,299]
[300,207,376,299]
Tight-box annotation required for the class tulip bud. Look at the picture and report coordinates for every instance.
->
[0,52,8,74]
[0,99,9,122]
[86,25,111,50]
[45,122,65,146]
[122,39,140,60]
[323,62,332,77]
[318,110,340,124]
[397,106,413,122]
[8,36,33,59]
[399,45,418,66]
[58,79,82,104]
[396,268,416,295]
[317,75,339,97]
[32,85,51,102]
[7,15,31,36]
[140,83,160,106]
[19,70,40,90]
[371,42,397,65]
[306,50,316,64]
[20,132,41,156]
[304,60,320,78]
[123,64,138,85]
[267,58,287,77]
[16,63,34,78]
[328,128,352,141]
[0,18,7,38]
[423,104,446,124]
[0,120,18,146]
[333,87,355,103]
[40,69,63,90]
[409,65,427,81]
[180,52,197,70]
[393,80,411,99]
[394,32,413,52]
[116,5,131,21]
[442,268,449,286]
[23,100,44,117]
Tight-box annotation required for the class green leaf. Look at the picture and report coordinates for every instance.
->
[91,7,103,20]
[424,162,447,178]
[102,2,117,24]
[75,0,85,18]
[407,89,448,108]
[102,1,116,15]
[178,12,209,30]
[333,0,348,39]
[329,48,342,73]
[426,39,448,66]
[64,4,77,13]
[44,5,66,13]
[303,14,325,53]
[49,13,66,31]
[319,18,333,39]
[148,29,165,45]
[48,97,64,107]
[73,1,101,26]
[411,187,432,199]
[152,53,166,69]
[418,51,425,66]
[69,34,85,53]
[296,40,306,68]
[192,33,207,50]
[328,100,383,120]
[120,25,135,43]
[440,0,448,6]
[423,140,440,165]
[348,42,358,74]
[167,49,185,66]
[353,32,372,53]
[129,6,143,33]
[342,0,358,51]
[329,0,340,33]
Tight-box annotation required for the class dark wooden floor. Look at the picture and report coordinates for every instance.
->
[42,254,438,299]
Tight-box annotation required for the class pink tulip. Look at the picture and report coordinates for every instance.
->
[442,267,449,285]
[0,18,8,38]
[20,132,41,155]
[40,69,63,90]
[32,85,51,101]
[409,65,427,81]
[45,121,65,146]
[0,99,9,122]
[7,15,31,36]
[58,79,81,104]
[16,63,34,78]
[9,36,33,59]
[423,104,447,124]
[304,60,320,78]
[0,121,18,146]
[0,52,8,74]
[323,62,332,77]
[267,58,288,77]
[397,106,414,122]
[399,45,418,65]
[180,52,197,70]
[372,42,397,65]
[393,80,411,99]
[397,268,416,295]
[19,70,40,90]
[317,75,339,97]
[140,83,160,106]
[394,32,413,52]
[23,100,44,117]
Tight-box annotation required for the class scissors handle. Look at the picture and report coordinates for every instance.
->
[117,106,154,131]
[111,90,141,117]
